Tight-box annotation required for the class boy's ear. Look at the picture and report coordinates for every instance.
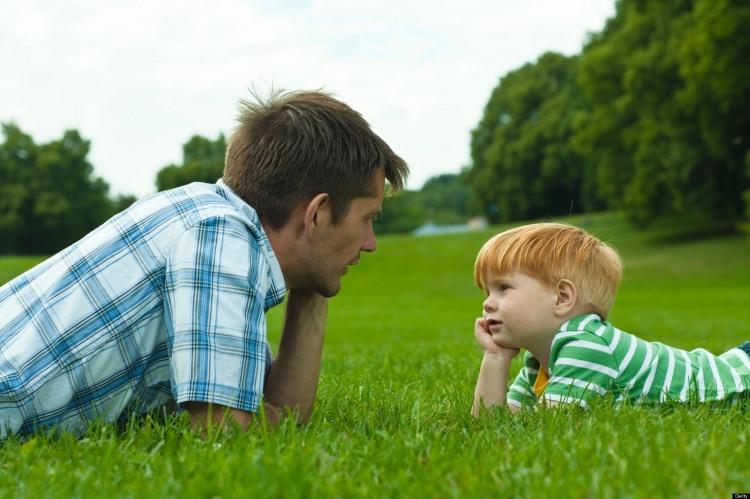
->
[303,193,331,234]
[554,279,578,316]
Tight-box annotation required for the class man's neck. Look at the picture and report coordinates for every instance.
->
[263,222,295,289]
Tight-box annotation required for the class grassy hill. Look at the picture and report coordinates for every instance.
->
[0,212,748,497]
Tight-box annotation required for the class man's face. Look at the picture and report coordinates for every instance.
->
[307,169,385,297]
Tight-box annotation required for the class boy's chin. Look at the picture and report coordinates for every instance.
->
[491,333,516,349]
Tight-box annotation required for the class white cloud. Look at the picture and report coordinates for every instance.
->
[0,0,615,196]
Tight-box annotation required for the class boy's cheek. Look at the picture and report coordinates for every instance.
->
[491,332,512,347]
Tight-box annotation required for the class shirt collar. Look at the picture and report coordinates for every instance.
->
[216,178,286,304]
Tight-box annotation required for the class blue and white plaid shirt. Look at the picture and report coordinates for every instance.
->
[0,180,286,437]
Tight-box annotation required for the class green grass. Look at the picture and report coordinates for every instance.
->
[1,212,749,497]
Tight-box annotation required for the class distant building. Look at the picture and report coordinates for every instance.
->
[412,217,488,236]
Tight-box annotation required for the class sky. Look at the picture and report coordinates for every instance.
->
[0,0,615,198]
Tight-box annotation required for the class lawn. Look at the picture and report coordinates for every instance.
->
[0,212,748,497]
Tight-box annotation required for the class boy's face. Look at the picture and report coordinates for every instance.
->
[482,270,560,350]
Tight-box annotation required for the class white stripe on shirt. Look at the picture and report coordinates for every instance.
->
[552,331,584,350]
[705,352,724,399]
[680,350,692,402]
[717,356,743,393]
[660,348,676,402]
[548,376,608,395]
[730,348,750,371]
[626,342,654,390]
[618,335,638,378]
[577,314,599,331]
[541,393,588,408]
[566,339,612,354]
[555,357,618,378]
[610,328,622,353]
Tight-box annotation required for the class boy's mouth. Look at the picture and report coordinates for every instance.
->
[486,318,502,330]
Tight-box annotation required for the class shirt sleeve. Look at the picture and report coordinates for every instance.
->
[543,332,619,407]
[506,352,537,409]
[164,215,271,413]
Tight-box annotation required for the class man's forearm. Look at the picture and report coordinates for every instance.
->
[263,289,327,423]
[471,352,512,416]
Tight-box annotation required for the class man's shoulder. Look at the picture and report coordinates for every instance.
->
[133,183,251,227]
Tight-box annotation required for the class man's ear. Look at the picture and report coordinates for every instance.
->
[554,279,578,316]
[303,193,330,234]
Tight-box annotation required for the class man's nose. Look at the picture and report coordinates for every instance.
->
[362,228,376,252]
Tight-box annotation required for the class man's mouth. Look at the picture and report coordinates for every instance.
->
[343,259,359,275]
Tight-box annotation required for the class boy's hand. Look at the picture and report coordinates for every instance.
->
[474,317,520,359]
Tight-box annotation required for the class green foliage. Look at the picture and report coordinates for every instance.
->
[0,124,125,254]
[1,212,749,496]
[374,174,472,234]
[467,0,750,226]
[467,53,595,223]
[742,153,750,236]
[155,134,226,191]
[374,189,427,234]
[420,173,470,224]
[577,0,750,224]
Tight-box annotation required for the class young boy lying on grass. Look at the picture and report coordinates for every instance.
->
[471,223,750,415]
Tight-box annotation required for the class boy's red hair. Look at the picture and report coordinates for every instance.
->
[474,223,623,319]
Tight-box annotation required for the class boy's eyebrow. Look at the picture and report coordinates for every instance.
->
[485,276,503,286]
[487,275,511,286]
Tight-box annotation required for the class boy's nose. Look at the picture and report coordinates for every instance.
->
[483,298,496,313]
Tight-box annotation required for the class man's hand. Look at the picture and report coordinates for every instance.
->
[262,289,327,424]
[474,317,520,359]
[184,402,276,433]
[185,289,327,433]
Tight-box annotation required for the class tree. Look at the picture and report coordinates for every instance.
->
[420,173,470,224]
[0,124,37,253]
[575,0,749,223]
[373,189,427,234]
[466,0,749,226]
[156,134,226,191]
[466,52,593,223]
[0,124,123,254]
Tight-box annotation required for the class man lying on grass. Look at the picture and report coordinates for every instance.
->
[0,90,408,438]
[471,223,750,414]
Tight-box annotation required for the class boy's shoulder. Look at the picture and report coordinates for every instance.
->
[550,314,617,361]
[559,313,608,334]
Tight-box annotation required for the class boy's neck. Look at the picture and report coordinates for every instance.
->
[528,305,599,372]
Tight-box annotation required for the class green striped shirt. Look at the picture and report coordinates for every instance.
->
[507,314,750,408]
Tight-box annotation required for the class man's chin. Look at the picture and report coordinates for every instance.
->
[317,280,342,298]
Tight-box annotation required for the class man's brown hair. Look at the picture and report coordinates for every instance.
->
[223,89,409,229]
